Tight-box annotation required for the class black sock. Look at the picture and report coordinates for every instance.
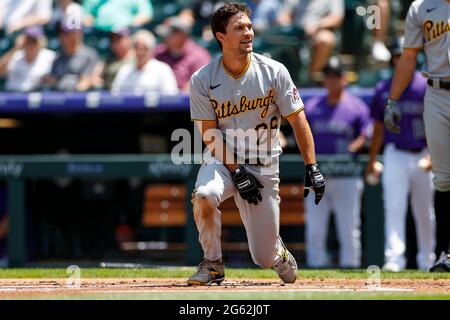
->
[434,190,450,255]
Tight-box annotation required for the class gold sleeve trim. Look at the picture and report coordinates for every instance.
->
[282,105,305,119]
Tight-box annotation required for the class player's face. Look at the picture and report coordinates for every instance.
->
[221,13,254,54]
[323,73,346,95]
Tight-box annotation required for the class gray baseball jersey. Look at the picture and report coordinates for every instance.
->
[403,0,450,191]
[190,52,304,169]
[404,0,450,78]
[189,52,304,266]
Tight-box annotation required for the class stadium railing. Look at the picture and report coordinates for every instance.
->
[0,88,374,114]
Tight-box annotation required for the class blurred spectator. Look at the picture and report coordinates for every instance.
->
[178,0,225,41]
[371,0,391,62]
[42,22,101,91]
[102,28,134,90]
[0,26,56,92]
[111,30,178,95]
[82,0,153,32]
[154,16,211,93]
[0,185,7,267]
[50,0,84,29]
[304,58,372,268]
[0,0,53,34]
[179,0,281,43]
[246,0,282,34]
[277,0,344,81]
[366,40,435,271]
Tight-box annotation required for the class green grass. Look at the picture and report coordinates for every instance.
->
[0,268,449,280]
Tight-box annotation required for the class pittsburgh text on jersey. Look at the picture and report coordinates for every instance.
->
[210,90,275,120]
[423,20,450,42]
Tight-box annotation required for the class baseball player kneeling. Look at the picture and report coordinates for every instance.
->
[187,2,325,286]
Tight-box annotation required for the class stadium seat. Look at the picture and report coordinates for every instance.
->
[142,183,187,227]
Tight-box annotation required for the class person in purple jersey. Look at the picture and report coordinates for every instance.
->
[366,40,435,272]
[304,57,372,268]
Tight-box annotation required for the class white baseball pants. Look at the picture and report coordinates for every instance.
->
[192,163,282,268]
[382,144,436,270]
[305,177,363,268]
[424,86,450,192]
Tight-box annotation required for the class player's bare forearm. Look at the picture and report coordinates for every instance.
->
[287,110,316,165]
[368,121,384,164]
[195,120,239,172]
[389,49,418,100]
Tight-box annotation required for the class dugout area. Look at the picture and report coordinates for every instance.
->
[1,152,383,269]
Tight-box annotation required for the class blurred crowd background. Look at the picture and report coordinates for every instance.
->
[0,0,417,92]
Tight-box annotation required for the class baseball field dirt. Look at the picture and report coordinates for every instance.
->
[0,269,449,299]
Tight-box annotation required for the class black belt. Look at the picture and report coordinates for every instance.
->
[395,146,424,153]
[427,79,450,90]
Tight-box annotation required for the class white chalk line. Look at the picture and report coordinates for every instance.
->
[0,286,415,293]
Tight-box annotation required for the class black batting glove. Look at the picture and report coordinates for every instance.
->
[384,99,401,133]
[304,163,325,205]
[231,165,264,205]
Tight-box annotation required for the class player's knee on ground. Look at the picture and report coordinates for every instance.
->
[192,188,220,221]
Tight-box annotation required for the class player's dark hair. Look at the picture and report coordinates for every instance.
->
[211,2,252,50]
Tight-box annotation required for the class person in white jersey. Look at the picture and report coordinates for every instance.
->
[187,2,325,286]
[0,26,55,92]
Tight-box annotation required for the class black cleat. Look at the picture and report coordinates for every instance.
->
[187,258,225,286]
